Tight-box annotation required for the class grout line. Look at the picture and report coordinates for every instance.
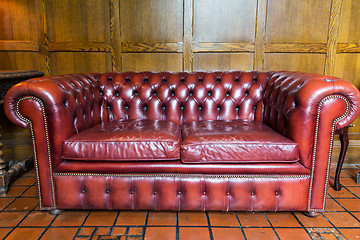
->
[234,212,247,240]
[263,212,280,239]
[205,212,214,240]
[109,210,120,236]
[73,210,91,239]
[176,211,179,240]
[291,212,314,239]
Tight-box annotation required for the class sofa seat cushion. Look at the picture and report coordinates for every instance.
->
[181,120,299,163]
[63,119,181,161]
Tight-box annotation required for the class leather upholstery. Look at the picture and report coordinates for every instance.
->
[4,71,360,212]
[181,120,299,163]
[63,119,180,161]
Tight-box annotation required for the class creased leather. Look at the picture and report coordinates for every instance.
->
[181,120,299,163]
[63,119,180,161]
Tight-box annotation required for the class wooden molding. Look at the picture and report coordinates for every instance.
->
[0,41,38,51]
[48,42,111,52]
[37,0,50,76]
[325,0,342,76]
[337,43,360,53]
[183,0,194,71]
[110,0,121,71]
[254,0,268,71]
[265,43,327,53]
[121,42,183,53]
[193,42,254,53]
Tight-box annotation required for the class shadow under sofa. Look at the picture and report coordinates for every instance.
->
[4,70,360,216]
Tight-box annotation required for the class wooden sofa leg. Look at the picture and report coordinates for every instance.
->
[48,209,62,215]
[303,211,320,217]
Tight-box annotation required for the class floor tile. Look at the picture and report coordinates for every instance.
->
[324,212,360,227]
[336,198,360,211]
[128,226,144,235]
[325,199,346,211]
[0,228,12,239]
[51,211,88,226]
[19,211,55,226]
[144,227,175,240]
[208,212,239,227]
[4,197,38,211]
[12,176,36,186]
[339,228,360,240]
[179,227,210,240]
[111,227,126,235]
[21,186,38,197]
[5,227,45,240]
[116,211,147,226]
[266,212,301,227]
[275,228,311,240]
[237,212,270,227]
[0,198,15,210]
[0,211,27,227]
[178,212,208,226]
[94,227,111,235]
[83,211,117,226]
[147,211,176,226]
[78,227,95,236]
[327,187,356,198]
[294,212,333,228]
[1,186,28,197]
[338,178,358,186]
[343,168,360,178]
[212,227,244,240]
[307,228,344,240]
[243,228,277,240]
[347,187,360,197]
[352,212,360,221]
[41,227,78,240]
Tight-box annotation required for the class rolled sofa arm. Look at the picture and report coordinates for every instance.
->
[263,71,360,211]
[4,73,101,210]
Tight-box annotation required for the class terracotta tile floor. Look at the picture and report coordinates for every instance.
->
[0,165,359,240]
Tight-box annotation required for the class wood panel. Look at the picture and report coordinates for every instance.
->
[0,0,38,41]
[266,0,331,43]
[122,53,182,72]
[120,0,183,42]
[264,53,325,74]
[46,0,110,42]
[193,0,257,43]
[338,0,360,43]
[49,52,112,76]
[193,53,254,71]
[0,52,40,70]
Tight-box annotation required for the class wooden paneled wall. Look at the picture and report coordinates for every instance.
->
[1,0,360,132]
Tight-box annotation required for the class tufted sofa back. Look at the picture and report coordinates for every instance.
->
[98,71,269,126]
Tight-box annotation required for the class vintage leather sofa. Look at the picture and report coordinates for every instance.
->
[4,71,360,216]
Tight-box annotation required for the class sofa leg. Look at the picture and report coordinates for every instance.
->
[303,211,320,217]
[48,209,62,215]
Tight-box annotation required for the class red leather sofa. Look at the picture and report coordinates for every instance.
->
[4,71,360,216]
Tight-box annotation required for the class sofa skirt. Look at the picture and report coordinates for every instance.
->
[52,173,310,211]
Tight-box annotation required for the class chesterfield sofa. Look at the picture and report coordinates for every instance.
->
[4,71,360,216]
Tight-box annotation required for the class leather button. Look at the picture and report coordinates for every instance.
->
[251,192,255,196]
[226,192,230,196]
[131,191,135,195]
[134,90,138,96]
[107,77,112,82]
[203,191,206,195]
[275,191,279,196]
[81,190,86,194]
[106,190,110,194]
[154,191,157,195]
[178,191,181,195]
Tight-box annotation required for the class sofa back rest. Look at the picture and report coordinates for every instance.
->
[98,71,270,125]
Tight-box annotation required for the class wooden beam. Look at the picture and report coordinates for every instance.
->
[193,42,254,53]
[265,43,327,53]
[325,0,342,75]
[48,42,111,52]
[183,0,194,71]
[254,0,268,71]
[110,0,122,71]
[121,42,183,53]
[0,41,39,51]
[337,43,360,53]
[37,0,50,76]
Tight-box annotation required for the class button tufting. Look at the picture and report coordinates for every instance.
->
[251,192,255,196]
[106,190,110,194]
[115,90,120,97]
[134,90,138,96]
[162,79,166,83]
[126,78,130,83]
[180,79,185,83]
[99,90,103,96]
[143,106,147,111]
[208,90,212,96]
[199,79,203,83]
[107,77,112,82]
[178,191,181,195]
[153,91,157,96]
[198,106,202,111]
[253,78,257,82]
[154,191,157,195]
[131,191,135,195]
[217,78,221,83]
[245,90,249,96]
[203,191,206,195]
[144,78,149,83]
[107,104,111,110]
[217,106,221,111]
[226,91,230,96]
[226,192,230,196]
[124,105,129,110]
[162,106,166,111]
[171,91,175,96]
[275,191,279,196]
[180,105,184,111]
[189,90,193,96]
[81,189,86,194]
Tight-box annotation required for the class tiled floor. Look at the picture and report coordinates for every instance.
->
[0,165,359,240]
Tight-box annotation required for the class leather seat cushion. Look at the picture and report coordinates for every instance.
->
[62,119,181,161]
[181,120,299,163]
